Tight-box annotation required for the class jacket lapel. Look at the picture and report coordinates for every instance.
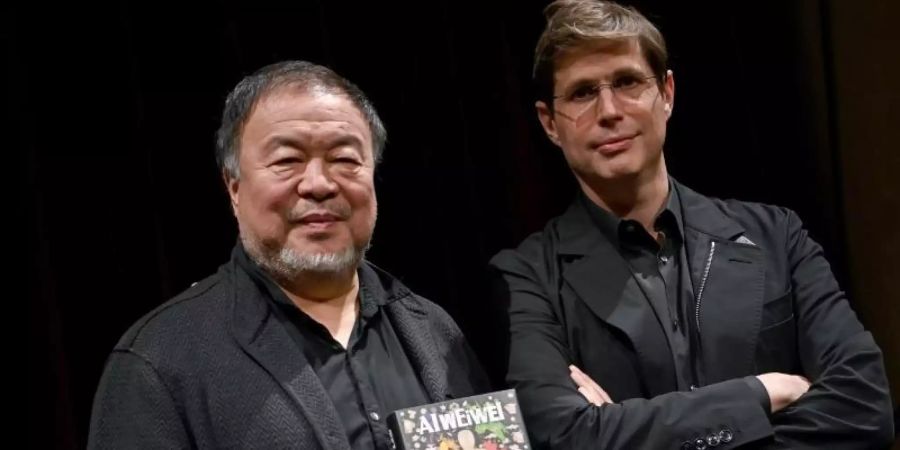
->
[677,183,766,383]
[557,200,679,395]
[366,263,451,403]
[227,260,350,450]
[385,299,450,402]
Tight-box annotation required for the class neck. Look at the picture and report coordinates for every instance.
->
[278,268,360,348]
[579,158,670,233]
[278,267,358,301]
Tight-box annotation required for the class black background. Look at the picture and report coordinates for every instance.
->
[16,2,898,448]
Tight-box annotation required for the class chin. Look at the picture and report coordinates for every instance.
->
[605,155,656,179]
[288,238,352,255]
[593,165,643,181]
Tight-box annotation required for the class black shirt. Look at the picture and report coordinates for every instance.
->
[580,183,698,390]
[579,185,771,409]
[236,246,431,450]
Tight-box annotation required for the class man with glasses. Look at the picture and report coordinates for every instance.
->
[490,1,893,449]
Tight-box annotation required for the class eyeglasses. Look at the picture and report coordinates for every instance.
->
[552,74,660,123]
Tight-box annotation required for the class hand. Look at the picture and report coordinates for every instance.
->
[756,372,811,413]
[569,365,613,406]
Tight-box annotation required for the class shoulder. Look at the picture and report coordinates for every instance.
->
[489,215,567,280]
[715,197,796,232]
[686,187,799,247]
[111,269,233,367]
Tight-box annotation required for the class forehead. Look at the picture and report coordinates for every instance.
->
[244,87,372,147]
[553,38,650,83]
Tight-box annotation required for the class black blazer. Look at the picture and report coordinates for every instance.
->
[491,181,893,449]
[88,249,489,449]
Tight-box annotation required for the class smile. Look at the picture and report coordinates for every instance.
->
[593,134,636,154]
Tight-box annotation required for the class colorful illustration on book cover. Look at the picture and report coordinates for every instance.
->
[393,391,529,450]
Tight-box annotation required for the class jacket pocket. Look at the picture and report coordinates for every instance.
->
[759,290,793,331]
[755,290,800,373]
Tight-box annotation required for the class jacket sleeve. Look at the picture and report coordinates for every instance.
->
[492,248,774,450]
[765,210,894,449]
[88,350,192,450]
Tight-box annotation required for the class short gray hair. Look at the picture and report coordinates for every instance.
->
[215,60,387,180]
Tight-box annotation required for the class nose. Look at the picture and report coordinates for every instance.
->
[592,87,624,125]
[296,159,338,200]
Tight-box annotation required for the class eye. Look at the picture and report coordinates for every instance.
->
[273,157,303,165]
[268,155,306,174]
[331,155,363,167]
[612,74,643,89]
[568,84,599,102]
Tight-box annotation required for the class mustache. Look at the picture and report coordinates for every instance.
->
[286,201,352,221]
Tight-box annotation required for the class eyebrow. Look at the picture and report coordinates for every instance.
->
[266,135,303,151]
[264,134,365,153]
[328,135,365,151]
[563,66,651,89]
[611,65,650,77]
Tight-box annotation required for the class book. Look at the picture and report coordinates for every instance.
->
[387,389,531,450]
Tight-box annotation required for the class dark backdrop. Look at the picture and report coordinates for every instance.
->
[17,1,898,448]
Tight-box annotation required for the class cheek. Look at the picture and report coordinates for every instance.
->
[650,119,668,150]
[345,181,377,229]
[341,171,375,203]
[348,184,376,218]
[557,121,587,144]
[651,106,669,131]
[238,180,296,226]
[555,128,589,158]
[636,110,667,149]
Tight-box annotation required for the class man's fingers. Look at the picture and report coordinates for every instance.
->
[571,367,598,404]
[570,366,595,392]
[596,384,613,403]
[572,366,612,403]
[570,365,594,388]
[578,386,602,406]
[570,365,612,403]
[569,365,588,384]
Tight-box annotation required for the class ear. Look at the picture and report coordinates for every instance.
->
[662,69,675,119]
[224,170,240,217]
[536,100,561,147]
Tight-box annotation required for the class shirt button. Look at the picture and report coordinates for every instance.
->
[719,428,734,443]
[673,318,679,330]
[369,411,380,421]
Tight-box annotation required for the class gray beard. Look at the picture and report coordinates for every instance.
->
[241,234,369,281]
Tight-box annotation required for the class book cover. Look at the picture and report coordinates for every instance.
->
[387,389,531,450]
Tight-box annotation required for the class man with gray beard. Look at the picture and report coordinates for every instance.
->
[88,61,489,450]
